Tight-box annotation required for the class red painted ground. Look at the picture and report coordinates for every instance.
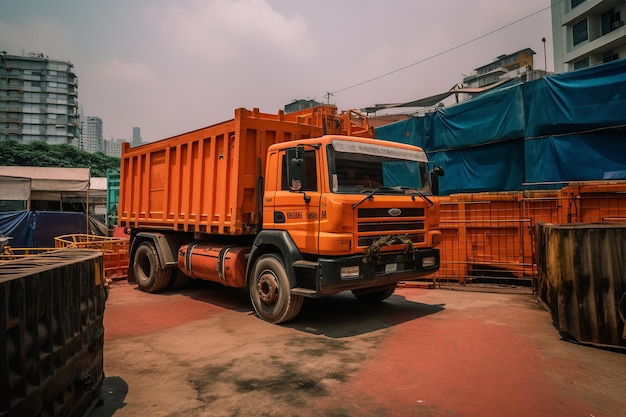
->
[315,287,621,417]
[97,282,625,417]
[103,282,230,340]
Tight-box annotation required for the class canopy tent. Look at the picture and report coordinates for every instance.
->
[0,168,113,243]
[0,166,90,204]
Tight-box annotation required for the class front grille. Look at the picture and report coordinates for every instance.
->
[358,221,424,233]
[356,207,426,250]
[358,208,424,218]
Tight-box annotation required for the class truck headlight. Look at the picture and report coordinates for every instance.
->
[340,266,360,279]
[422,256,436,268]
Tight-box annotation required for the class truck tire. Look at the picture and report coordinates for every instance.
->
[133,241,172,293]
[352,283,397,302]
[249,254,304,324]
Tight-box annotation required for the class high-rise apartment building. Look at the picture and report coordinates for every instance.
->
[80,116,103,153]
[552,0,626,72]
[0,52,79,144]
[132,126,142,147]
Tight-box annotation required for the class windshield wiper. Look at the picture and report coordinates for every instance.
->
[393,186,434,206]
[352,187,382,208]
[352,186,434,208]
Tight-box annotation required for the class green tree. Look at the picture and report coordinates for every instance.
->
[0,140,120,176]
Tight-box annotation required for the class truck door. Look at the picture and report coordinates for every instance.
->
[271,147,321,255]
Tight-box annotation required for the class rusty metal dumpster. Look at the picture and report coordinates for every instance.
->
[535,222,626,348]
[0,249,106,417]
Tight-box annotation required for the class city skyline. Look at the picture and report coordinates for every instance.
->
[2,0,553,143]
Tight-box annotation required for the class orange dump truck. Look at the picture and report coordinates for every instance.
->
[119,106,444,323]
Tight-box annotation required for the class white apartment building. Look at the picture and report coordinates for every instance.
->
[0,52,79,144]
[80,116,103,153]
[552,0,626,72]
[103,137,128,158]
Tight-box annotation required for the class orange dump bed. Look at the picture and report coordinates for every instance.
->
[119,106,372,236]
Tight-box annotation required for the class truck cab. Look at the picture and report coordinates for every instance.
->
[247,135,442,322]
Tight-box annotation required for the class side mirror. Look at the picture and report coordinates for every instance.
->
[430,166,445,196]
[286,146,305,192]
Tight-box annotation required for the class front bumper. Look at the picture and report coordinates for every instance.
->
[310,248,439,295]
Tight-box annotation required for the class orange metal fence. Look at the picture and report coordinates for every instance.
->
[9,181,622,288]
[432,180,626,289]
[0,247,56,262]
[54,234,130,281]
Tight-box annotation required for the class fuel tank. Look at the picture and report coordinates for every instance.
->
[178,243,250,288]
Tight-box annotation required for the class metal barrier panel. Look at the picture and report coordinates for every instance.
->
[435,192,535,287]
[54,235,129,281]
[536,222,626,348]
[0,249,106,417]
[433,181,626,289]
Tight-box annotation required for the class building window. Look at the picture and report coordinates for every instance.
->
[603,50,619,63]
[573,57,590,70]
[571,0,585,9]
[601,9,623,35]
[573,19,588,46]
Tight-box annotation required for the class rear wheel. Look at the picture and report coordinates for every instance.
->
[133,241,171,293]
[248,254,303,324]
[352,283,397,302]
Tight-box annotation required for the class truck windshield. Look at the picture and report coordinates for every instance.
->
[327,139,432,195]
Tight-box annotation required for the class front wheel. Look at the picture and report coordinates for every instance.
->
[352,283,397,302]
[248,254,303,324]
[133,241,172,293]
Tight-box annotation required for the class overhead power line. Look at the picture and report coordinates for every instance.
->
[330,2,557,96]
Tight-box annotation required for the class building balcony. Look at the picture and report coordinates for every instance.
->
[0,116,22,123]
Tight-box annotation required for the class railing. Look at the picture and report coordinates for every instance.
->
[54,234,130,281]
[430,180,626,290]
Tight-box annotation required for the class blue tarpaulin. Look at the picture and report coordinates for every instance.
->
[524,59,626,137]
[375,58,626,195]
[0,211,88,248]
[0,211,33,247]
[430,140,526,195]
[431,84,526,150]
[525,131,626,183]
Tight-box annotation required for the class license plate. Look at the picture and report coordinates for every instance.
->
[385,263,398,273]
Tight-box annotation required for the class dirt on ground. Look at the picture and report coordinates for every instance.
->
[90,281,626,417]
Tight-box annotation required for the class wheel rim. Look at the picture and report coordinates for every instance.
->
[256,269,280,306]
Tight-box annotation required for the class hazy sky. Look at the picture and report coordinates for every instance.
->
[1,0,554,143]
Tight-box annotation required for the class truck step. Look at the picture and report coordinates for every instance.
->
[291,287,317,296]
[293,260,319,269]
